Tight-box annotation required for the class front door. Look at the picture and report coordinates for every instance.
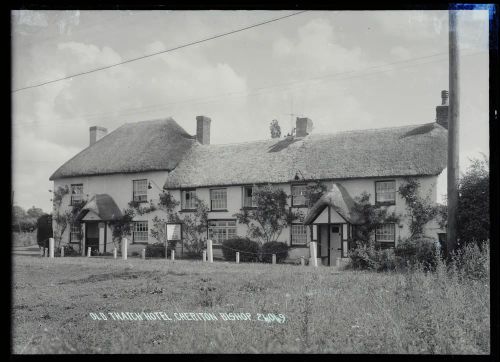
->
[329,225,342,266]
[85,222,99,253]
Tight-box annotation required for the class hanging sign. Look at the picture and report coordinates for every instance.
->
[166,223,182,241]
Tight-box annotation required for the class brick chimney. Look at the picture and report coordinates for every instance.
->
[89,126,107,146]
[196,115,211,145]
[436,90,449,129]
[295,117,313,137]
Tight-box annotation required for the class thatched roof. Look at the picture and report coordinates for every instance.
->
[303,183,363,225]
[76,194,123,221]
[163,122,447,189]
[50,118,195,180]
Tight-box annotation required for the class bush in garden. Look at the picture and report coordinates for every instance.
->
[221,237,260,262]
[451,242,489,280]
[36,214,52,248]
[394,237,438,271]
[260,241,289,263]
[347,241,396,272]
[145,242,167,258]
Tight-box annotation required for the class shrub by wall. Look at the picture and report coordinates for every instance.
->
[221,237,260,262]
[261,241,289,263]
[394,237,438,271]
[146,243,167,258]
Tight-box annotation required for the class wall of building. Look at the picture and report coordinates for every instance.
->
[53,171,444,257]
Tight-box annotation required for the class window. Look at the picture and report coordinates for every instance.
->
[132,179,148,203]
[133,221,148,242]
[70,223,81,242]
[70,184,83,205]
[375,180,396,204]
[181,189,197,210]
[291,185,308,206]
[208,220,237,245]
[375,223,395,245]
[210,189,227,210]
[243,186,257,208]
[291,224,307,245]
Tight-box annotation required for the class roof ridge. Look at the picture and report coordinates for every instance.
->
[198,122,437,147]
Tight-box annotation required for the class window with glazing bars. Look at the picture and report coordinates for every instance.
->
[375,223,395,243]
[208,220,237,245]
[291,224,307,245]
[243,186,257,208]
[133,221,148,242]
[70,184,83,205]
[133,179,148,202]
[375,180,396,204]
[291,185,308,206]
[181,189,197,209]
[70,223,81,242]
[210,189,227,210]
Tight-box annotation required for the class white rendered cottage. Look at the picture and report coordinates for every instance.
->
[50,91,449,265]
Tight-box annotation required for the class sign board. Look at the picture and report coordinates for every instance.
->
[166,223,182,241]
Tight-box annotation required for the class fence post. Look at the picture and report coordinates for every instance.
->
[171,250,175,261]
[310,241,318,267]
[122,238,128,260]
[61,246,64,258]
[40,247,44,257]
[48,238,54,258]
[202,250,207,262]
[207,239,213,263]
[301,256,305,266]
[87,247,91,257]
[113,248,117,259]
[141,249,146,260]
[272,254,276,265]
[236,252,240,264]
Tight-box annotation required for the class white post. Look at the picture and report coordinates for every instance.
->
[236,252,240,264]
[207,239,213,263]
[122,238,128,260]
[113,248,117,259]
[87,247,91,257]
[202,250,207,262]
[61,246,64,258]
[272,254,276,265]
[311,241,318,267]
[142,249,146,260]
[49,238,54,258]
[44,248,47,257]
[301,256,305,266]
[171,250,175,261]
[40,247,44,257]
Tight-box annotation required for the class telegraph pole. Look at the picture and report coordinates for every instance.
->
[447,9,460,256]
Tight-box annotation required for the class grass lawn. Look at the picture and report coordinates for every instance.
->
[12,255,490,354]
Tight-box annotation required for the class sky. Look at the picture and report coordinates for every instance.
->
[11,10,490,212]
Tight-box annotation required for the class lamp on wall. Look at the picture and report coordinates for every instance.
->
[148,182,152,190]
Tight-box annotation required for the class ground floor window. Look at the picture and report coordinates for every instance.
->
[70,223,81,242]
[208,220,237,245]
[375,223,395,247]
[291,224,307,245]
[133,221,149,242]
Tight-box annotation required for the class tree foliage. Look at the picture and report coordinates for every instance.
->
[234,184,302,244]
[398,178,438,238]
[351,192,400,244]
[269,119,281,138]
[305,180,327,208]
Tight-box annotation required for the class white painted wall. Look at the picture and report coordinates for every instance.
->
[52,169,444,257]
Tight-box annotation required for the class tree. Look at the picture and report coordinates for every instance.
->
[398,178,438,239]
[270,119,281,138]
[234,184,302,244]
[27,206,44,220]
[109,208,135,248]
[151,192,209,257]
[457,156,489,245]
[305,180,327,208]
[351,192,400,244]
[51,185,87,248]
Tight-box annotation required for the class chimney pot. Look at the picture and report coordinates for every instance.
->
[196,116,211,145]
[89,126,107,146]
[295,117,313,137]
[436,90,449,129]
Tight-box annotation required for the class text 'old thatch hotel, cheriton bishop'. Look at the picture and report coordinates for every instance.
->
[49,91,449,267]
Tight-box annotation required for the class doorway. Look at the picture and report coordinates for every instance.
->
[85,222,99,253]
[329,225,342,266]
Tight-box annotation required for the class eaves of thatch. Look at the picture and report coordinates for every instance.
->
[49,118,195,180]
[163,122,448,189]
[76,194,123,221]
